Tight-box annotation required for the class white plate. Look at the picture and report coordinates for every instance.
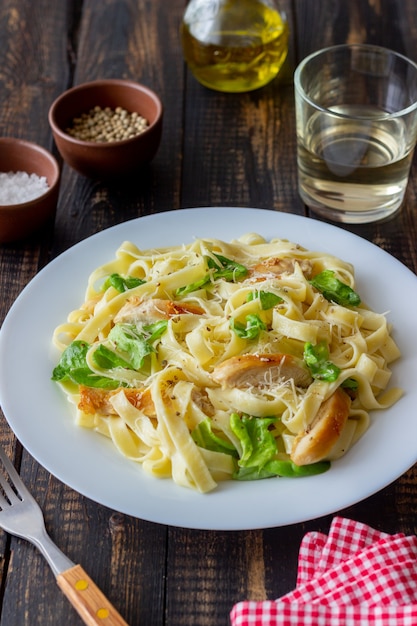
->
[0,207,416,530]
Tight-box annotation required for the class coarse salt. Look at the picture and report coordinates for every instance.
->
[0,171,49,205]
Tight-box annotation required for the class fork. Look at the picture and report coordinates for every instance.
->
[0,445,129,625]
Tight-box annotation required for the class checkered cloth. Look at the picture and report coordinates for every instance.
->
[230,517,417,625]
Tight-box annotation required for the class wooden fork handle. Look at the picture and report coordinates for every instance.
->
[56,564,129,625]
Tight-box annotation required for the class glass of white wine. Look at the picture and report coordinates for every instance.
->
[294,44,417,223]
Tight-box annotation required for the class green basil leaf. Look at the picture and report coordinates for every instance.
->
[247,290,283,309]
[104,320,167,371]
[230,314,266,339]
[176,253,248,295]
[192,419,238,457]
[207,253,248,282]
[102,273,145,293]
[303,341,341,382]
[310,270,361,307]
[93,345,133,370]
[51,340,120,389]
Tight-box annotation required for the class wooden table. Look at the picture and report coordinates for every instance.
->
[1,1,416,624]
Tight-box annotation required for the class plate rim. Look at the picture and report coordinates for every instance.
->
[1,206,416,530]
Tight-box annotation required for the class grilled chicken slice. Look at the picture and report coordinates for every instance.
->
[78,385,156,418]
[252,257,312,278]
[78,384,214,419]
[290,387,351,465]
[114,297,205,324]
[190,387,216,417]
[211,353,313,389]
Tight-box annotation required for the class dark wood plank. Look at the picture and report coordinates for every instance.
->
[294,0,417,272]
[286,0,417,554]
[0,1,71,143]
[166,527,274,626]
[0,6,79,617]
[1,2,417,625]
[180,81,302,213]
[166,4,417,626]
[0,0,71,321]
[52,0,186,256]
[180,0,302,214]
[295,0,417,60]
[0,422,168,626]
[0,2,171,624]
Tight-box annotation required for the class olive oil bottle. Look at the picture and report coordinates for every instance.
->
[181,0,289,93]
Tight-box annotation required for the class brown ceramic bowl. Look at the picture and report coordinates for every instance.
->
[48,79,163,179]
[0,138,60,243]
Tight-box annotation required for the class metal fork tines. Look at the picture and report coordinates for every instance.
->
[0,445,129,626]
[0,445,73,575]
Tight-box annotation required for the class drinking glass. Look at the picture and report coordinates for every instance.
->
[294,44,417,223]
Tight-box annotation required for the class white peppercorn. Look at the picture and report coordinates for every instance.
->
[65,106,149,142]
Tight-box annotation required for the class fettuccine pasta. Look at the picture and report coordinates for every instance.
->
[52,233,402,493]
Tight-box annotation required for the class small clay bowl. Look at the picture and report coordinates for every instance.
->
[0,138,60,243]
[48,79,163,179]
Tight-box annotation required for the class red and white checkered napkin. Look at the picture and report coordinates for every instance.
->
[230,516,417,626]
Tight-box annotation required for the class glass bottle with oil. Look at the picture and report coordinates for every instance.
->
[181,0,289,93]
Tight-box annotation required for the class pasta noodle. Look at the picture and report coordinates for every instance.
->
[52,234,402,493]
